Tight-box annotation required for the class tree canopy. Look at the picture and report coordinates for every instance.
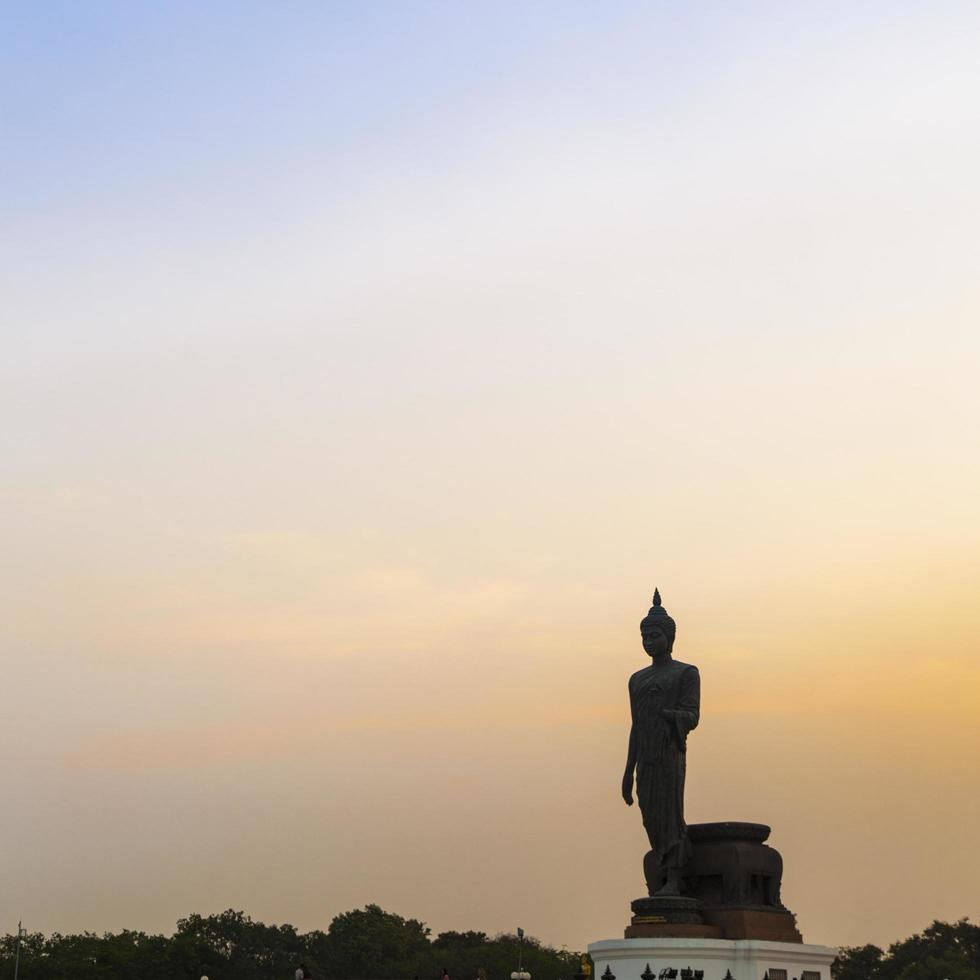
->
[5,910,976,980]
[0,905,581,980]
[833,919,980,980]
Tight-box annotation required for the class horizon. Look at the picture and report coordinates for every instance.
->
[4,900,972,953]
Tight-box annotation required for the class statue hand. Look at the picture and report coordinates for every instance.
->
[622,771,634,806]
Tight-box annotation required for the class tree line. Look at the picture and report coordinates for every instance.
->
[2,907,976,980]
[0,905,582,980]
[832,919,979,980]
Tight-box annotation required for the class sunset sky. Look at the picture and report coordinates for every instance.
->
[2,0,979,954]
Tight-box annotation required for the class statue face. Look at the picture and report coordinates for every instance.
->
[641,625,671,659]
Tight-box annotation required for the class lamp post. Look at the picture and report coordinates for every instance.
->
[13,922,26,980]
[510,927,530,980]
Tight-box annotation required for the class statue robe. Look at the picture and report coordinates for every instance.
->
[628,659,700,869]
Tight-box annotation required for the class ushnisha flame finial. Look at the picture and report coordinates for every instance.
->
[641,588,676,645]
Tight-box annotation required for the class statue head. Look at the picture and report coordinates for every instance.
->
[640,588,676,659]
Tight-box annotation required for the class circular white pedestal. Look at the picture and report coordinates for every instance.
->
[588,937,837,980]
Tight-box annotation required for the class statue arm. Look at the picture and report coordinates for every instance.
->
[622,685,637,805]
[658,667,700,744]
[669,666,700,742]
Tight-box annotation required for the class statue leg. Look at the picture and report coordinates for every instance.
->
[654,869,681,896]
[643,850,666,897]
[651,835,688,897]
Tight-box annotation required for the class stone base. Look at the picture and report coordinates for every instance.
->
[589,937,837,980]
[626,896,717,939]
[701,907,802,943]
[625,923,723,940]
[631,896,705,924]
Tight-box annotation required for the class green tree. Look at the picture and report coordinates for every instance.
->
[434,932,491,949]
[0,906,581,980]
[324,904,432,979]
[887,920,980,980]
[835,920,980,980]
[169,909,310,980]
[833,943,884,980]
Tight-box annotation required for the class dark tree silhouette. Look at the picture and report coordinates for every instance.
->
[0,906,581,980]
[833,919,980,980]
